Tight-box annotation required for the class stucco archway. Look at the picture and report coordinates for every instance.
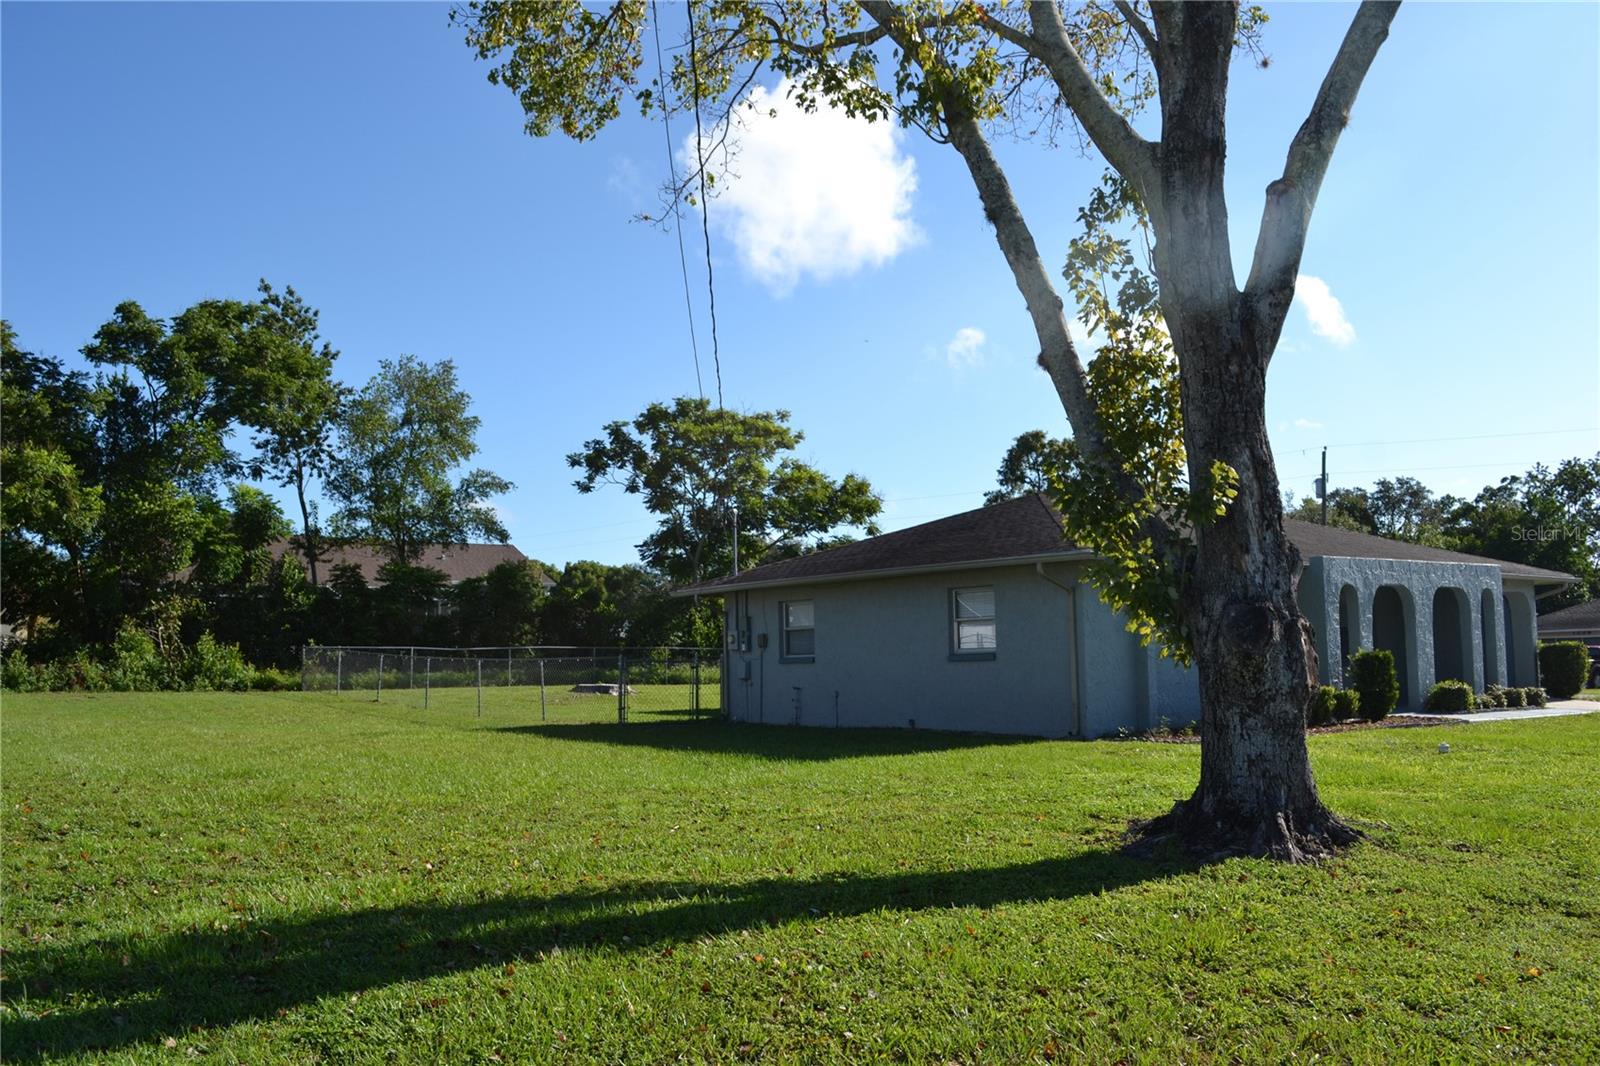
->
[1480,587,1500,686]
[1337,584,1359,682]
[1432,587,1471,684]
[1373,585,1414,707]
[1504,592,1537,686]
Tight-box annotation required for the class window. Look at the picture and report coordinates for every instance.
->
[952,586,996,651]
[782,600,815,659]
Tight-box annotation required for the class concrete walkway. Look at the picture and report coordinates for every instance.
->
[1395,700,1600,724]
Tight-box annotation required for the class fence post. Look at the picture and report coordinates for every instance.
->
[336,649,343,694]
[692,649,700,720]
[377,653,384,703]
[539,659,547,722]
[507,647,513,687]
[425,657,431,709]
[301,646,308,692]
[409,649,415,691]
[476,659,483,718]
[617,654,626,724]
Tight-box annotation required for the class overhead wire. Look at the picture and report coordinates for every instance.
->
[649,0,704,402]
[685,0,724,408]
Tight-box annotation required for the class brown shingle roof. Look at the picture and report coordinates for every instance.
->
[677,494,1576,594]
[1537,598,1600,634]
[269,540,540,587]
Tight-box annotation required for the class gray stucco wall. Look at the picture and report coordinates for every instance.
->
[722,562,1198,738]
[717,555,1546,733]
[1295,557,1543,706]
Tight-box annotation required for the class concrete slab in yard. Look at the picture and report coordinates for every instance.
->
[1395,700,1600,724]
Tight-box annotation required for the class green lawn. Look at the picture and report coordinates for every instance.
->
[3,693,1597,1063]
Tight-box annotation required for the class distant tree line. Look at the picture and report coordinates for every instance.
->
[2,286,538,673]
[986,431,1599,612]
[3,293,883,682]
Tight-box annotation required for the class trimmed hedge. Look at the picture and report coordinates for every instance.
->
[1424,680,1475,713]
[1502,686,1527,708]
[1332,689,1361,720]
[1350,649,1399,722]
[1308,685,1338,727]
[1427,675,1472,710]
[1523,686,1548,708]
[1537,641,1589,699]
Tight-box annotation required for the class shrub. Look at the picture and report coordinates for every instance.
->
[1307,685,1338,727]
[1333,689,1361,720]
[1479,684,1505,708]
[1423,679,1475,713]
[1349,650,1399,721]
[1522,686,1547,708]
[1502,686,1526,708]
[106,623,165,691]
[249,667,299,692]
[2,649,44,692]
[182,633,253,692]
[1537,641,1589,699]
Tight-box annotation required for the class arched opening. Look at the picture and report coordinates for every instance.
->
[1373,585,1412,707]
[1503,592,1536,686]
[1480,588,1499,686]
[1338,584,1360,682]
[1432,587,1471,684]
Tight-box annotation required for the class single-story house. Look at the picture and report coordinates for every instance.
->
[677,494,1574,737]
[268,540,552,590]
[1537,598,1600,644]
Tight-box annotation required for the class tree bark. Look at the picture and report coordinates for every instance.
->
[1125,3,1360,861]
[293,462,320,588]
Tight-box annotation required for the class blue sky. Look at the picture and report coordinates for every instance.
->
[4,2,1597,569]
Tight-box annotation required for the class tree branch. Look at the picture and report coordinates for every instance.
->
[1019,1,1161,205]
[1243,1,1400,355]
[1112,0,1163,74]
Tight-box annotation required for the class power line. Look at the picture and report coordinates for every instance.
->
[1316,426,1597,451]
[1282,457,1584,482]
[685,0,724,408]
[650,0,703,403]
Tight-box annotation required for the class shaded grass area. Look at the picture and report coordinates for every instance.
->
[3,692,1598,1063]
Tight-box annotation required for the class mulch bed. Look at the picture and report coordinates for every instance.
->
[1118,715,1465,744]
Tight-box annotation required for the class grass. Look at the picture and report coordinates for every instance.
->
[3,692,1597,1064]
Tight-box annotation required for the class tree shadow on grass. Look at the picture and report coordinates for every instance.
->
[494,719,1041,761]
[3,849,1196,1060]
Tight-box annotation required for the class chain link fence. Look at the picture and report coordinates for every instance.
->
[300,646,721,726]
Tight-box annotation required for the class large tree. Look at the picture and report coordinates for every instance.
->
[229,281,347,587]
[326,355,513,566]
[568,397,882,586]
[459,0,1402,859]
[984,429,1073,505]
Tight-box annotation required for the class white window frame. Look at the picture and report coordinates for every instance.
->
[951,586,997,654]
[781,599,815,661]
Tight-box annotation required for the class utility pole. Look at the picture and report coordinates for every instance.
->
[1317,446,1329,526]
[731,503,740,575]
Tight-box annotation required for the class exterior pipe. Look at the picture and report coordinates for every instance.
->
[1035,562,1086,738]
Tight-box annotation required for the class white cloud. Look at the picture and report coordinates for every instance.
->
[1293,417,1323,430]
[606,155,644,205]
[945,327,986,370]
[1294,274,1355,347]
[685,79,919,294]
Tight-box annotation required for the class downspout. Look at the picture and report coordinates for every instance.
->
[1036,562,1086,738]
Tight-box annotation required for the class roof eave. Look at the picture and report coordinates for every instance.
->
[671,549,1096,598]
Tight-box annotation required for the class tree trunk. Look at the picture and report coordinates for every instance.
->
[1129,324,1359,861]
[294,464,320,588]
[1129,5,1357,860]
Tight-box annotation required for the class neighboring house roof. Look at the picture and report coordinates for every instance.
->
[1538,598,1600,636]
[269,540,545,587]
[677,493,1576,595]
